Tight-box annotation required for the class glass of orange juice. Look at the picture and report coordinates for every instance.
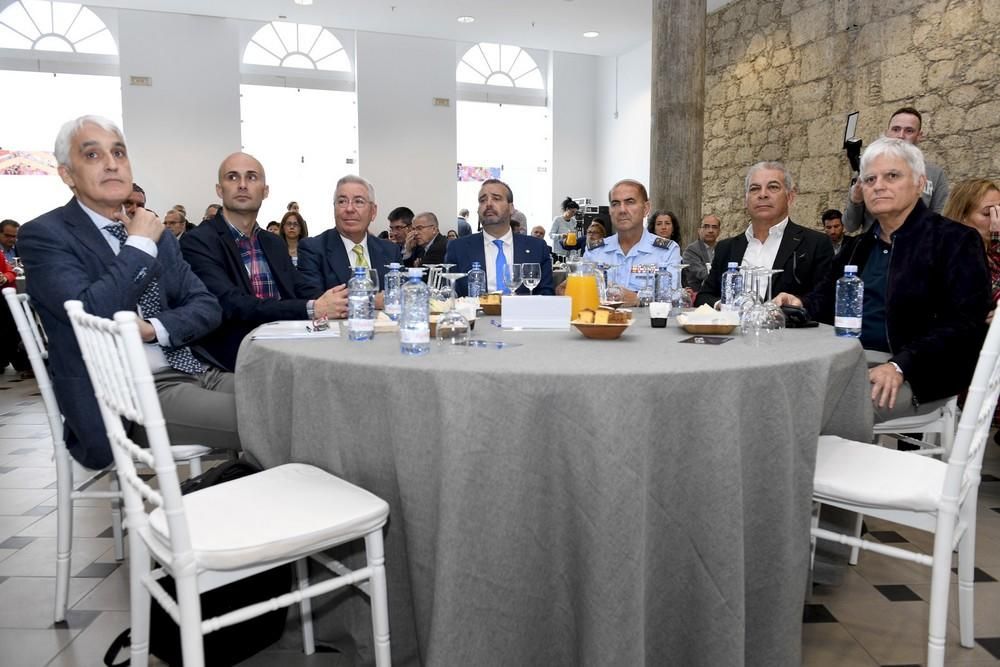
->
[565,263,600,320]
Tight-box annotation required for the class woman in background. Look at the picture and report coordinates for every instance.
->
[279,211,309,267]
[944,179,1000,307]
[647,210,682,247]
[550,196,581,259]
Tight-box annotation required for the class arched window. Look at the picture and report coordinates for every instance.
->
[457,42,543,89]
[243,21,350,72]
[0,0,115,54]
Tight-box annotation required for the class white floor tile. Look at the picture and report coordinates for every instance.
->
[0,537,111,577]
[0,627,79,667]
[0,576,100,629]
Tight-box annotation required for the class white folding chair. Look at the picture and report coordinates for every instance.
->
[873,396,959,458]
[64,300,391,667]
[810,315,1000,667]
[3,288,210,623]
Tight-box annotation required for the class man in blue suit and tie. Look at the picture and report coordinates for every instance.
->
[298,175,402,300]
[17,115,240,469]
[445,179,553,297]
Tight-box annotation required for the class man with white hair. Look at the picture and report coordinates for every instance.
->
[776,138,989,421]
[297,174,402,296]
[695,162,832,306]
[16,115,240,469]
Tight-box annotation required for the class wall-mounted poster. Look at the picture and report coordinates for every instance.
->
[0,150,58,176]
[457,163,501,182]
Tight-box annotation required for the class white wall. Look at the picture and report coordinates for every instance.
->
[117,10,242,217]
[596,41,652,202]
[355,31,457,235]
[550,51,598,215]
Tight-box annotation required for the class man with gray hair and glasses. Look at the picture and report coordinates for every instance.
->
[16,115,241,469]
[776,138,989,422]
[695,161,832,307]
[298,174,402,301]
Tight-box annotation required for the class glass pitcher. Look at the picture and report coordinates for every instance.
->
[564,261,601,320]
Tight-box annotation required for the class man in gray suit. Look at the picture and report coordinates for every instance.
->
[681,214,721,292]
[17,115,239,469]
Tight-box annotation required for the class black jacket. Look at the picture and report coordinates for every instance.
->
[694,220,833,306]
[405,233,448,268]
[803,201,990,404]
[180,213,322,372]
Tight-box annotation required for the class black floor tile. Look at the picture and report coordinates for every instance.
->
[22,504,55,516]
[977,636,1000,659]
[950,566,997,583]
[0,535,36,549]
[75,562,120,578]
[0,576,7,586]
[870,530,908,543]
[8,447,39,455]
[983,473,1000,482]
[874,584,922,602]
[802,603,837,623]
[0,466,15,474]
[992,507,1000,515]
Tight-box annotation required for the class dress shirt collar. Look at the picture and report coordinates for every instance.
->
[340,233,371,268]
[483,228,513,247]
[744,217,788,244]
[78,199,118,231]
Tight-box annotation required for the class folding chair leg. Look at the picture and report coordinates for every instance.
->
[187,457,203,477]
[53,457,74,623]
[848,513,864,565]
[957,509,977,648]
[365,530,391,667]
[109,473,125,561]
[128,538,152,667]
[296,558,315,655]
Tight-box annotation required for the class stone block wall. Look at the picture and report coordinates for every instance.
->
[702,0,1000,235]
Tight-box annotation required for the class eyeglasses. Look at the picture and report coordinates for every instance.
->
[335,196,371,208]
[389,224,409,231]
[412,225,435,232]
[283,221,301,227]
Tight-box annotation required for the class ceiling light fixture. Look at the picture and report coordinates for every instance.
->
[457,16,475,24]
[293,0,313,5]
[583,31,599,38]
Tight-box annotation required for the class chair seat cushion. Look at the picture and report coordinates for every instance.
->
[165,445,212,461]
[148,463,389,570]
[814,435,946,512]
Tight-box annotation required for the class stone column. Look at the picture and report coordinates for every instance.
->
[650,0,706,244]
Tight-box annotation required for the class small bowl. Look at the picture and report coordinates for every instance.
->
[429,315,476,338]
[479,295,502,316]
[571,320,633,340]
[680,323,737,335]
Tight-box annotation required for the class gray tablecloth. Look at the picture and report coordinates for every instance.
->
[236,319,872,666]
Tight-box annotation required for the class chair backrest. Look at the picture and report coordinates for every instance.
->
[3,288,62,447]
[63,300,195,560]
[943,314,1000,509]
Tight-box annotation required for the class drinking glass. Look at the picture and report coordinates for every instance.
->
[435,271,470,346]
[521,263,541,295]
[433,263,455,301]
[505,263,524,295]
[11,257,25,277]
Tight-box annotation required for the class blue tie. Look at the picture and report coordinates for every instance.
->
[493,239,509,295]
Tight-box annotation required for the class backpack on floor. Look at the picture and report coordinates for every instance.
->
[103,460,292,667]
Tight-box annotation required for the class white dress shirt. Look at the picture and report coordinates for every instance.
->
[742,218,788,298]
[482,228,514,292]
[340,233,371,269]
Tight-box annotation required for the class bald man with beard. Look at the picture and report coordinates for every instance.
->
[180,152,345,371]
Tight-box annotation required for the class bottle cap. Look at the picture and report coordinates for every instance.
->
[844,264,858,273]
[387,262,401,269]
[407,268,423,278]
[471,261,481,269]
[727,262,739,269]
[354,266,367,277]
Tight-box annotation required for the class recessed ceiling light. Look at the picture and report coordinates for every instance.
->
[278,14,287,19]
[457,16,475,24]
[293,0,313,5]
[583,31,599,38]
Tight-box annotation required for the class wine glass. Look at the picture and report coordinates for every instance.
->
[504,263,523,295]
[435,271,470,346]
[521,263,541,295]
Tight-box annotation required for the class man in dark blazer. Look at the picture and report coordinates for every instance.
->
[445,179,553,297]
[181,152,346,371]
[298,175,402,294]
[695,162,832,306]
[403,211,449,268]
[17,115,239,470]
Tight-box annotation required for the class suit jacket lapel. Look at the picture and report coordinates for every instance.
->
[367,235,388,287]
[328,233,351,286]
[212,216,254,294]
[772,221,802,273]
[63,199,116,265]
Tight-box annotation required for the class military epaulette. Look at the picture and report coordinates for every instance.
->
[588,240,606,250]
[652,236,672,249]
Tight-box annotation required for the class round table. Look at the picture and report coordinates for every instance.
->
[236,318,872,666]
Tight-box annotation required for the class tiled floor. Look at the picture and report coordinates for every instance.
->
[0,370,999,666]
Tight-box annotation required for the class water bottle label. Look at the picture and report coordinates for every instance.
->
[348,318,375,332]
[834,316,861,329]
[401,325,429,344]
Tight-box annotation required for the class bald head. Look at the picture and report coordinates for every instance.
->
[216,152,269,218]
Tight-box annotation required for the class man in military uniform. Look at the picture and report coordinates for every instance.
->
[584,179,680,306]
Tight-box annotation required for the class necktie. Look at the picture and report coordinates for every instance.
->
[104,224,203,375]
[352,244,369,268]
[493,239,509,294]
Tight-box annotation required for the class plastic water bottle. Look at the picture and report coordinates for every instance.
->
[467,261,487,298]
[835,265,864,338]
[721,262,742,311]
[654,263,672,302]
[400,267,430,356]
[383,262,404,321]
[347,267,375,341]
